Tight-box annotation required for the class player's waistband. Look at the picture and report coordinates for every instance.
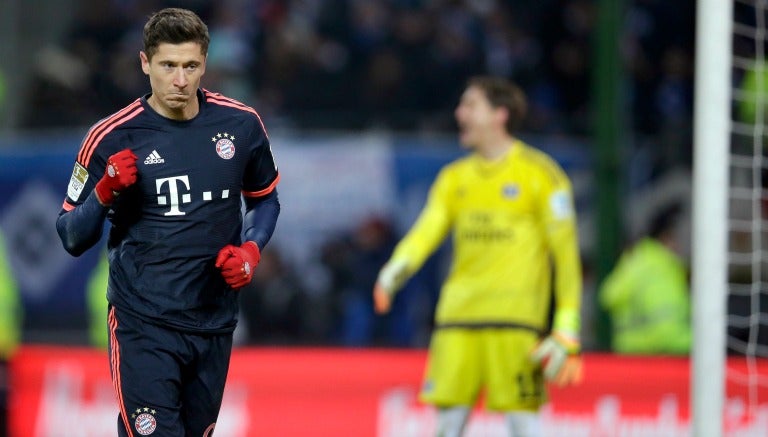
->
[434,321,544,336]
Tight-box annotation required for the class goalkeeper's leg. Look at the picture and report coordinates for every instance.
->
[436,406,470,437]
[505,411,542,437]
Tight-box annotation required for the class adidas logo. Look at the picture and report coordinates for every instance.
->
[144,150,165,164]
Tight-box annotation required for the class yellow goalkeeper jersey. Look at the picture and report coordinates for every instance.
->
[390,140,582,332]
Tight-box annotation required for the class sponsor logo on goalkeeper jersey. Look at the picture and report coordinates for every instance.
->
[144,150,164,164]
[502,183,520,198]
[460,228,514,241]
[212,132,236,159]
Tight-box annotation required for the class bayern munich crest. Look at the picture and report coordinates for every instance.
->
[212,132,236,159]
[133,408,158,435]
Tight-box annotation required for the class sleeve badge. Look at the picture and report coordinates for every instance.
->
[67,163,89,201]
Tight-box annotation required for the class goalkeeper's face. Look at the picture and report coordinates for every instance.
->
[454,85,504,150]
[140,42,206,119]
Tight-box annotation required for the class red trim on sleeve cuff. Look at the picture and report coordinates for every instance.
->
[242,173,280,198]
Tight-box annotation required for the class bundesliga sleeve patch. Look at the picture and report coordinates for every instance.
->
[67,163,89,201]
[549,190,573,219]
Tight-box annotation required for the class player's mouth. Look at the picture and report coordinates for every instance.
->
[168,93,189,101]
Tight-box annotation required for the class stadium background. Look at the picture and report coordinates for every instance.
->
[0,0,734,436]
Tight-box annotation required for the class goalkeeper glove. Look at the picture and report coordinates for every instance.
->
[530,331,583,387]
[373,259,408,314]
[215,241,261,289]
[94,149,138,206]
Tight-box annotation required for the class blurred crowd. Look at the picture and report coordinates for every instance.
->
[22,0,694,142]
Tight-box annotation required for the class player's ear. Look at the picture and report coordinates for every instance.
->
[139,51,150,75]
[495,106,509,128]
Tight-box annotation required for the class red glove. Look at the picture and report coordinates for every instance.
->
[94,149,138,205]
[215,241,261,289]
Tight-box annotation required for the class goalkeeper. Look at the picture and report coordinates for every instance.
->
[374,76,584,437]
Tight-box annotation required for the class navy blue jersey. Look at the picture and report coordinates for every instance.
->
[60,89,279,333]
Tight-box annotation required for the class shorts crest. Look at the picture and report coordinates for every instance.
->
[132,407,158,435]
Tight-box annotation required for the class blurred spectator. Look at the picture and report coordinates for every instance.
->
[0,230,23,436]
[598,202,691,355]
[621,0,695,174]
[205,0,256,101]
[0,67,6,113]
[653,45,693,170]
[320,216,428,347]
[737,57,768,130]
[238,248,319,345]
[321,216,395,346]
[23,0,132,127]
[86,250,109,349]
[538,0,595,135]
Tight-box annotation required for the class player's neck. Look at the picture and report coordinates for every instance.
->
[476,135,515,161]
[146,95,200,121]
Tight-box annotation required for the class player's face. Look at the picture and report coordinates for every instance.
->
[454,85,502,149]
[140,42,206,119]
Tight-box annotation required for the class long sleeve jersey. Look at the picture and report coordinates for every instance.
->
[57,89,280,333]
[387,140,582,333]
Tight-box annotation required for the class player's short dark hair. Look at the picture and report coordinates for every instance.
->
[467,76,528,134]
[649,202,683,240]
[143,8,210,60]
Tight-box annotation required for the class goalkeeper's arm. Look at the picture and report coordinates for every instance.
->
[373,176,451,314]
[533,185,584,387]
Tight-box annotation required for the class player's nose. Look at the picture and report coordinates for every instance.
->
[173,68,188,88]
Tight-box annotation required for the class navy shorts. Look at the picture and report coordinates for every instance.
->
[108,305,233,437]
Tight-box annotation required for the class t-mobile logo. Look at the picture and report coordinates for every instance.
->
[155,175,231,216]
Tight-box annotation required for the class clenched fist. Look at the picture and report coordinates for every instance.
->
[215,241,261,289]
[94,149,138,205]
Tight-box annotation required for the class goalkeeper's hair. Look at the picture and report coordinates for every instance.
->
[648,202,683,240]
[466,76,528,134]
[143,8,210,60]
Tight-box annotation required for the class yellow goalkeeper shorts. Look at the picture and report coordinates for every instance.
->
[418,327,546,412]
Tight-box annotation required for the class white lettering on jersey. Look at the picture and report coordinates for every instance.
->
[67,163,89,201]
[156,175,191,216]
[154,176,232,215]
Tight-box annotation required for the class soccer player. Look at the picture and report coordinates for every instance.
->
[373,76,583,437]
[55,8,280,436]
